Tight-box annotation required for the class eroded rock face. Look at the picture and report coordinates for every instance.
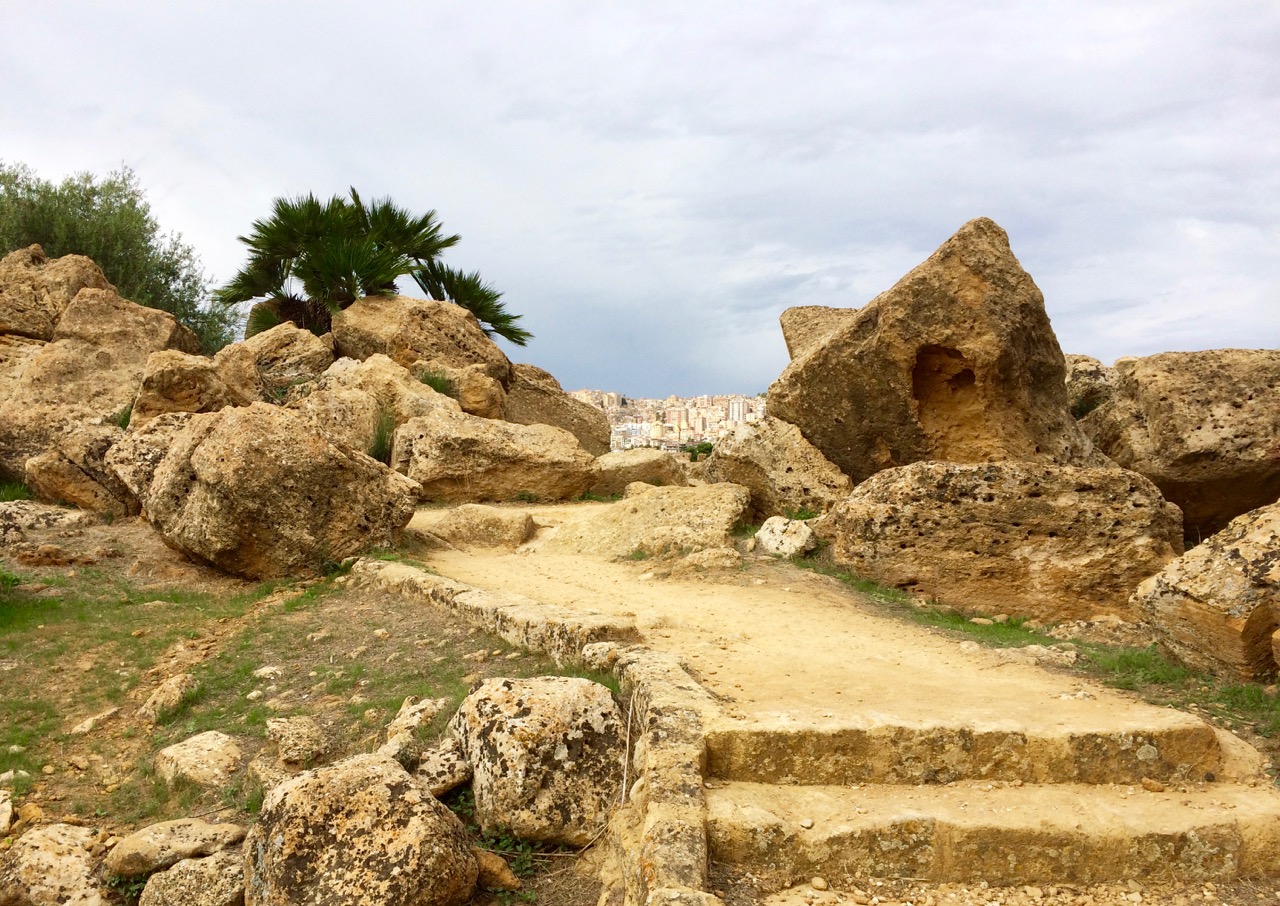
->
[414,359,506,419]
[0,244,113,340]
[243,753,477,906]
[241,322,335,398]
[754,516,817,557]
[1132,501,1280,681]
[24,424,135,516]
[131,349,262,428]
[331,295,512,386]
[703,416,853,519]
[1064,354,1114,419]
[589,449,688,498]
[393,408,596,503]
[138,851,245,906]
[105,819,245,878]
[104,413,193,505]
[0,823,103,905]
[155,731,243,788]
[412,504,536,550]
[0,335,45,405]
[1080,349,1280,541]
[450,677,624,846]
[546,482,751,558]
[504,364,611,455]
[779,305,858,361]
[824,461,1183,622]
[120,404,419,579]
[767,218,1104,484]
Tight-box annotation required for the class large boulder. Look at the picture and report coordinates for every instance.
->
[240,321,335,398]
[1064,354,1115,419]
[393,408,597,503]
[504,364,611,455]
[0,823,103,905]
[589,448,688,498]
[824,461,1183,622]
[104,413,193,506]
[24,424,135,515]
[412,504,536,550]
[449,677,624,846]
[779,305,858,361]
[546,482,751,558]
[1080,349,1280,541]
[0,244,113,340]
[138,851,244,906]
[1132,501,1280,681]
[414,359,506,419]
[0,335,44,405]
[243,753,476,906]
[0,288,200,481]
[155,731,243,788]
[115,403,420,579]
[331,295,512,386]
[703,416,853,519]
[105,819,245,878]
[766,218,1105,484]
[130,348,263,428]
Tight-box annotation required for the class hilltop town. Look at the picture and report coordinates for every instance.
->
[569,389,765,451]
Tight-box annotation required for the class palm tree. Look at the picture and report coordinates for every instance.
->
[216,189,531,345]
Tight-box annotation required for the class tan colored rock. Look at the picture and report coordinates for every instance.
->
[825,461,1183,622]
[243,753,477,906]
[472,848,522,892]
[1133,501,1280,680]
[0,823,103,905]
[1081,349,1280,540]
[703,416,853,519]
[241,321,335,397]
[139,851,244,906]
[332,294,512,386]
[55,286,201,353]
[546,482,751,558]
[754,516,817,557]
[0,335,44,405]
[414,359,506,419]
[0,791,11,836]
[779,305,858,361]
[414,736,472,798]
[24,424,135,515]
[104,819,245,878]
[504,364,611,455]
[1064,354,1115,419]
[120,404,420,579]
[155,731,243,787]
[412,505,536,550]
[450,677,624,846]
[0,244,113,340]
[130,349,260,428]
[104,413,193,505]
[138,673,197,724]
[393,408,597,503]
[378,696,449,764]
[589,448,688,498]
[767,218,1105,484]
[265,716,328,766]
[0,500,93,545]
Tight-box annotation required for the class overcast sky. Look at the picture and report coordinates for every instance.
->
[3,2,1277,397]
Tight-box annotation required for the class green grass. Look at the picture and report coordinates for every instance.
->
[417,369,454,397]
[783,507,819,521]
[368,410,396,465]
[0,482,32,502]
[1078,644,1194,690]
[111,404,132,430]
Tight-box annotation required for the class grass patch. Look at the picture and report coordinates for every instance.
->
[111,404,132,430]
[368,410,396,465]
[624,549,649,562]
[417,369,454,397]
[0,482,32,502]
[783,507,819,521]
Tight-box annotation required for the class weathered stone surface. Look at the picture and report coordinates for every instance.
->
[414,359,505,419]
[241,321,335,397]
[547,483,751,559]
[139,673,197,724]
[243,753,477,906]
[393,408,596,504]
[703,416,853,519]
[1133,501,1280,681]
[825,461,1183,622]
[1064,354,1114,419]
[0,288,200,481]
[265,717,328,766]
[0,500,93,545]
[504,364,611,456]
[0,823,103,905]
[378,697,449,763]
[589,448,688,498]
[24,424,135,515]
[779,305,858,361]
[155,731,243,787]
[104,413,192,506]
[413,504,536,550]
[414,736,472,798]
[1081,349,1280,541]
[754,516,817,557]
[0,245,113,340]
[332,295,512,386]
[0,335,44,405]
[138,851,245,906]
[105,819,245,877]
[472,848,522,892]
[450,677,624,846]
[767,218,1105,484]
[119,404,419,579]
[131,350,261,428]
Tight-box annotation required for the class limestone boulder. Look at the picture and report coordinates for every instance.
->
[155,731,243,787]
[413,736,472,798]
[104,413,192,505]
[105,818,245,878]
[1064,354,1115,419]
[130,348,262,428]
[265,716,328,767]
[243,753,477,906]
[767,218,1105,484]
[412,504,536,550]
[139,851,244,906]
[449,677,624,846]
[0,500,93,545]
[414,359,506,419]
[138,673,197,724]
[589,448,688,498]
[504,364,611,455]
[703,416,853,519]
[0,823,103,905]
[241,321,335,397]
[393,408,596,503]
[331,294,512,386]
[0,335,44,405]
[0,288,201,481]
[378,697,449,763]
[0,244,113,340]
[754,516,817,557]
[779,305,858,361]
[1132,501,1280,681]
[1081,349,1280,540]
[546,482,751,558]
[119,404,419,579]
[24,424,135,515]
[824,461,1183,622]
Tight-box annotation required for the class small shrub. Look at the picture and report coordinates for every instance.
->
[418,369,454,397]
[784,506,818,521]
[105,873,148,905]
[368,411,396,464]
[625,549,649,561]
[112,404,133,429]
[1069,391,1108,420]
[0,481,32,502]
[513,491,539,504]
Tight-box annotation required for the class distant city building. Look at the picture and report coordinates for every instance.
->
[574,387,767,451]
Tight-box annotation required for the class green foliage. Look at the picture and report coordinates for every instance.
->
[0,161,238,352]
[217,188,531,345]
[417,368,454,397]
[0,481,31,502]
[368,411,396,465]
[111,404,132,430]
[105,873,148,905]
[625,548,650,561]
[1080,644,1193,690]
[513,491,540,503]
[783,506,819,521]
[1070,393,1106,419]
[679,441,714,462]
[0,568,20,591]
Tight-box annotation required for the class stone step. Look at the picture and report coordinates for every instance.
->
[706,780,1280,885]
[704,711,1231,786]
